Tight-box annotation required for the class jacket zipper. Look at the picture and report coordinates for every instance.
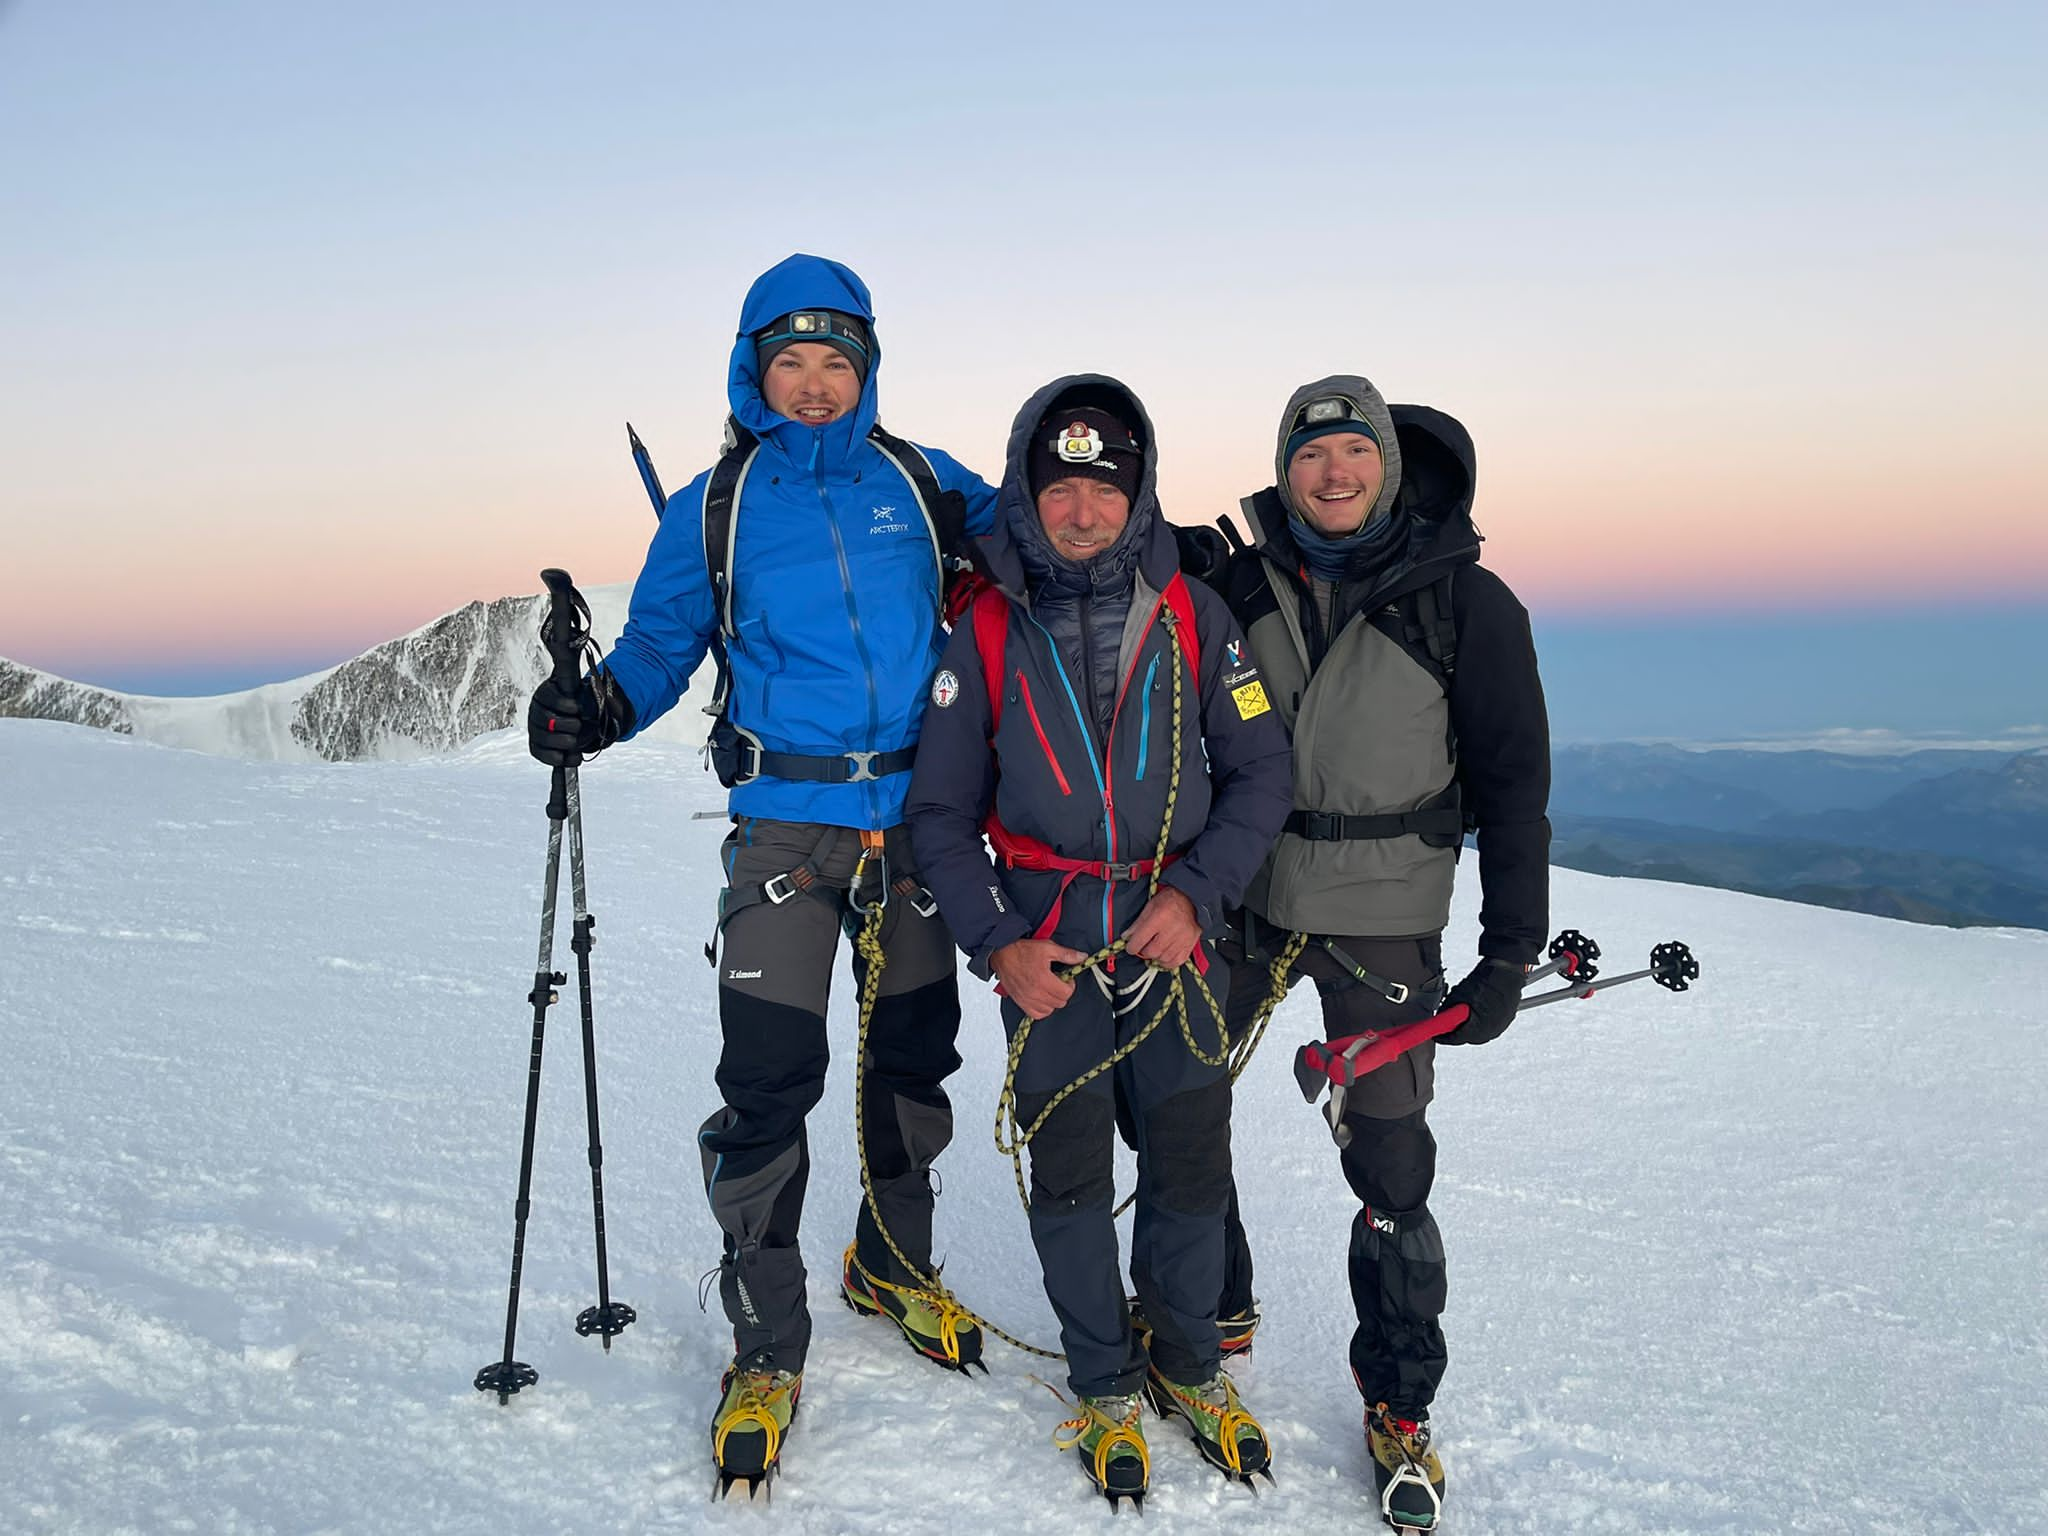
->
[1134,655,1159,780]
[814,433,882,821]
[1096,591,1171,952]
[1015,671,1072,795]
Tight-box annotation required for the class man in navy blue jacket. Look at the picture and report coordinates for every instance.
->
[527,254,996,1488]
[906,376,1292,1504]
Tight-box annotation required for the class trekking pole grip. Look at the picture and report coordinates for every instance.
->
[540,568,586,818]
[540,568,584,692]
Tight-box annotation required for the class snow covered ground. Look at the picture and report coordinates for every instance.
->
[2,718,2043,1534]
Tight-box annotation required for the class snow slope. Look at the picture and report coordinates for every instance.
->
[1,720,2043,1535]
[0,583,716,763]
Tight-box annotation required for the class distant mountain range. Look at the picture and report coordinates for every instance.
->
[1550,743,2048,930]
[9,603,2044,932]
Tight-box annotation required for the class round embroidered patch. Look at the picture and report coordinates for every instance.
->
[931,669,961,708]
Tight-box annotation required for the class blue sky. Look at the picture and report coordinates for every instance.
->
[2,0,2043,740]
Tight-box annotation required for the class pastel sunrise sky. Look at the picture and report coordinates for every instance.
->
[3,2,2043,735]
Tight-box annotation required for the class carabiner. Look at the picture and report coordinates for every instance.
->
[848,829,890,916]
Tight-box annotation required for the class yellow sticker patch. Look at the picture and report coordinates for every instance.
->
[1231,680,1271,720]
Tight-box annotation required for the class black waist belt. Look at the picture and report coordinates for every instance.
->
[744,744,917,785]
[1285,807,1465,841]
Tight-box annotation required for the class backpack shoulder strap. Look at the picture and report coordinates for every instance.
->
[1162,572,1201,689]
[702,417,762,640]
[1412,571,1457,680]
[971,587,1011,733]
[867,422,957,609]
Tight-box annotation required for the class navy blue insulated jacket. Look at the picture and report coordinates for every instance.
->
[906,375,1293,974]
[598,254,998,829]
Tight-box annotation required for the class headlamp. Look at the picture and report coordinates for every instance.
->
[754,309,870,356]
[1298,396,1362,429]
[1051,419,1139,465]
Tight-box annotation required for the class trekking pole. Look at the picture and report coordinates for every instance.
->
[474,569,635,1399]
[1293,933,1701,1141]
[473,573,579,1401]
[540,570,638,1353]
[1515,939,1698,1012]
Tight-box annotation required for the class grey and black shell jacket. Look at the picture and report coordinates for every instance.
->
[907,376,1294,975]
[1223,378,1551,964]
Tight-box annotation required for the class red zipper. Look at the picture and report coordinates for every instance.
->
[1015,670,1072,795]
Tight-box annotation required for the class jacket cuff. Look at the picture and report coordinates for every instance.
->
[968,916,1035,981]
[1478,931,1542,968]
[1159,866,1218,933]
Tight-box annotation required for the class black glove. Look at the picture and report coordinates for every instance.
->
[527,673,632,766]
[1439,957,1526,1045]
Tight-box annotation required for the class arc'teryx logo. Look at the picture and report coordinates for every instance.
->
[869,503,909,535]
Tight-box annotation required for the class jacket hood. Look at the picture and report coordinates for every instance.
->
[726,253,881,454]
[983,373,1180,599]
[1273,374,1404,526]
[1245,402,1481,587]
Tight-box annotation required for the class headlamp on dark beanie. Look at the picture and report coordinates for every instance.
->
[1030,406,1143,503]
[754,308,871,382]
[1284,394,1381,466]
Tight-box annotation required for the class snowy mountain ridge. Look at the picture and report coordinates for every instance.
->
[0,583,714,762]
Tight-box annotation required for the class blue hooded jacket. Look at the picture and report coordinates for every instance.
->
[599,255,998,829]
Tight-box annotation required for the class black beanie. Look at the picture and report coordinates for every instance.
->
[1029,406,1142,502]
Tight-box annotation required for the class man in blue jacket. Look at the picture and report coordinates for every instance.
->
[527,254,996,1491]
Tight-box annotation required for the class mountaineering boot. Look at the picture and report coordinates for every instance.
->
[1216,1299,1262,1358]
[1127,1293,1262,1359]
[1052,1392,1150,1509]
[1366,1401,1445,1530]
[710,1364,802,1502]
[1144,1365,1273,1486]
[841,1242,986,1373]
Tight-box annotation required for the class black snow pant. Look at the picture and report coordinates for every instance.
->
[697,818,961,1375]
[1008,950,1234,1400]
[1220,925,1451,1416]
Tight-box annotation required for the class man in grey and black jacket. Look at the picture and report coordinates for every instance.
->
[1214,373,1550,1529]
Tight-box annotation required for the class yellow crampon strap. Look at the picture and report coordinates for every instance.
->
[1051,1400,1151,1487]
[712,1380,788,1466]
[1210,1405,1262,1475]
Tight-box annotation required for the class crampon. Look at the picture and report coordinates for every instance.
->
[710,1365,802,1503]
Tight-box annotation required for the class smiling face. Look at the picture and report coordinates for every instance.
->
[760,341,862,425]
[1035,476,1131,562]
[1286,431,1386,534]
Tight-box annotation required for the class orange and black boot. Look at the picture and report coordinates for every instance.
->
[1366,1401,1445,1530]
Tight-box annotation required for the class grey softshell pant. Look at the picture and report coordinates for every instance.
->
[698,818,961,1375]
